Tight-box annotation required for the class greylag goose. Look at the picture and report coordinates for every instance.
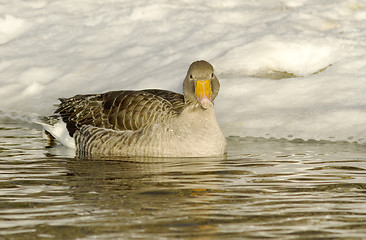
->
[40,60,227,157]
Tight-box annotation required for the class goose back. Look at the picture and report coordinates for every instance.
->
[55,89,185,137]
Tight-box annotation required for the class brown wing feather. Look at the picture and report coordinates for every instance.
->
[55,90,185,137]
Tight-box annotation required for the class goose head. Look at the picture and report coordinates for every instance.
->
[183,60,220,109]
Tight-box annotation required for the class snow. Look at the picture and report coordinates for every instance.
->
[1,0,366,143]
[0,15,27,44]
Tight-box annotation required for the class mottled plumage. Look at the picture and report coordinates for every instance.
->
[56,90,185,136]
[40,60,227,157]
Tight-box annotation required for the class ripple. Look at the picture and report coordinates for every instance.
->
[1,122,366,239]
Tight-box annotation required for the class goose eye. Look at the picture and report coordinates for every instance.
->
[211,73,214,78]
[189,74,193,79]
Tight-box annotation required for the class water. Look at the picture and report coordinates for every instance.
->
[1,120,366,239]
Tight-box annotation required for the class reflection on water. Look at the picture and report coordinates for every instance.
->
[1,121,366,239]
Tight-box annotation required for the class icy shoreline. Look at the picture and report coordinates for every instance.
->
[1,0,366,143]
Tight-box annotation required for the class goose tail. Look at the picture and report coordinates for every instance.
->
[36,115,76,149]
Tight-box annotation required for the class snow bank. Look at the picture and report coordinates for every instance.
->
[1,0,366,143]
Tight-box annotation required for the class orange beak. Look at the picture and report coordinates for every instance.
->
[195,80,212,109]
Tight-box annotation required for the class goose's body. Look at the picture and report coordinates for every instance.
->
[40,61,227,157]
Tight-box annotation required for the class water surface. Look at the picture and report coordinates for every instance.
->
[1,121,366,239]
